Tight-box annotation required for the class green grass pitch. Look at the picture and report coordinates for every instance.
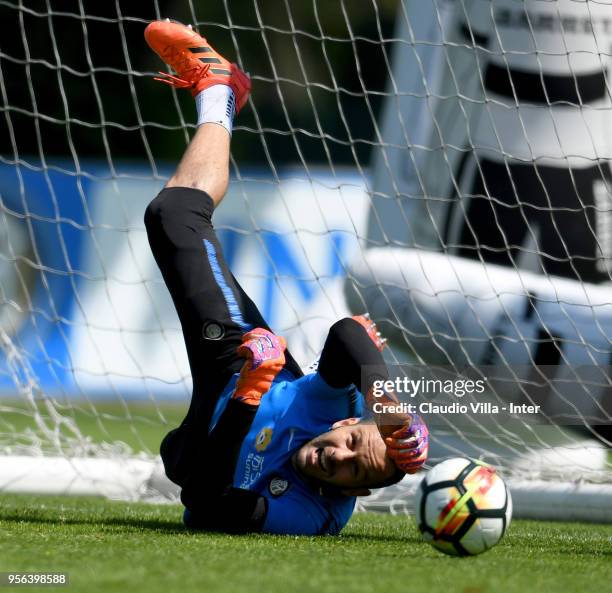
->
[1,494,611,593]
[3,402,612,592]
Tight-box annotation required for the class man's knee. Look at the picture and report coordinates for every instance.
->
[144,189,181,235]
[328,317,363,344]
[144,193,164,234]
[144,187,215,243]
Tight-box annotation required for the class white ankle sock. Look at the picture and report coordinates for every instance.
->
[195,85,236,135]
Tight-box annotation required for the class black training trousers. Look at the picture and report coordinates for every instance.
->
[144,186,303,488]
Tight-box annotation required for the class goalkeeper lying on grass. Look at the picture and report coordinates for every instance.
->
[143,19,429,535]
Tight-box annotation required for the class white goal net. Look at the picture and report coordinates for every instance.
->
[1,0,611,522]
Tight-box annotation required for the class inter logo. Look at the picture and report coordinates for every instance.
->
[269,477,289,497]
[255,427,273,452]
[202,321,224,340]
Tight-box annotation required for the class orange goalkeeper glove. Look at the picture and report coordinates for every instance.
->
[232,328,287,406]
[352,313,387,351]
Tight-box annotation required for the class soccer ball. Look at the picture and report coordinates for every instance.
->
[415,458,512,556]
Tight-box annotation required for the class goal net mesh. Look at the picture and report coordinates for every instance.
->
[0,0,611,514]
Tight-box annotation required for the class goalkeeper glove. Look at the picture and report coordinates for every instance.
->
[384,414,429,474]
[232,328,286,406]
[352,313,387,351]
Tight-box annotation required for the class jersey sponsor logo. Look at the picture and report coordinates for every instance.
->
[255,427,273,452]
[269,476,289,497]
[240,452,265,489]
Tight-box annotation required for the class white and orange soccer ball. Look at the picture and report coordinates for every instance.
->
[415,458,512,556]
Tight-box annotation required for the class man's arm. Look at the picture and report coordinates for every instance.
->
[183,488,268,533]
[317,316,389,397]
[185,486,340,536]
[181,329,286,531]
[317,316,429,474]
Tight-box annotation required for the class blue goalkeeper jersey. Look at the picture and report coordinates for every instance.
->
[207,370,364,535]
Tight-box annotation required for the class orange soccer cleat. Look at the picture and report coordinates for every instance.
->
[144,19,251,112]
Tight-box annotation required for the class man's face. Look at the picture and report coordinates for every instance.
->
[292,421,397,493]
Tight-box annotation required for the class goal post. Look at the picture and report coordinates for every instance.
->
[0,0,611,523]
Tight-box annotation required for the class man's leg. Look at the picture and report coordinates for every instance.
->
[158,120,303,376]
[144,21,301,487]
[146,122,302,398]
[166,123,231,205]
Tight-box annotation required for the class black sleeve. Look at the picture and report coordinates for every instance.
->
[183,487,268,534]
[317,318,389,394]
[180,398,268,532]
